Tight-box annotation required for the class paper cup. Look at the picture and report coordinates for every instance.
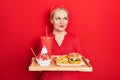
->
[40,36,53,57]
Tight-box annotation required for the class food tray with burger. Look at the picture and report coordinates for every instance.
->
[29,53,93,72]
[55,53,86,66]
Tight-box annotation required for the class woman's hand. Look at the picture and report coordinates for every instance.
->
[85,58,90,63]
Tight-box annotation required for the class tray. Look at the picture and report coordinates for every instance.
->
[29,55,93,72]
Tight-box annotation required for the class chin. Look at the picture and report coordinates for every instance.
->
[59,28,66,31]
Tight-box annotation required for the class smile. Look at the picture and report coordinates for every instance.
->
[59,26,64,28]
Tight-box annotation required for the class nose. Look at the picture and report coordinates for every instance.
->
[60,19,64,25]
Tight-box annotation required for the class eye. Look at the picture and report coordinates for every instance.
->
[64,17,68,20]
[55,17,61,20]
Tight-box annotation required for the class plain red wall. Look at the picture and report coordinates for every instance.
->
[0,0,120,80]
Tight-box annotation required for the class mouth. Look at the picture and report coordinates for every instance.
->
[59,25,64,28]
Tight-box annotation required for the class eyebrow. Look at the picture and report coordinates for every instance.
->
[55,16,68,18]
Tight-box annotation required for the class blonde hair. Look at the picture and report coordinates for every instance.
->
[50,5,69,20]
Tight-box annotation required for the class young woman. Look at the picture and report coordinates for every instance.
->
[40,5,82,80]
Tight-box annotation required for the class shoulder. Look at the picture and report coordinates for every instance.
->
[66,32,79,39]
[49,33,55,37]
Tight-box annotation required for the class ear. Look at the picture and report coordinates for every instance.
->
[50,18,53,24]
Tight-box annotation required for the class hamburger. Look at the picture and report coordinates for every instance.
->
[68,53,81,64]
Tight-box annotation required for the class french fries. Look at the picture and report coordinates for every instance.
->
[55,55,69,64]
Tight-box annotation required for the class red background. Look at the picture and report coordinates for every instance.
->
[0,0,120,80]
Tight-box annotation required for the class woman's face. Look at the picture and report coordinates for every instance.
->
[51,9,68,32]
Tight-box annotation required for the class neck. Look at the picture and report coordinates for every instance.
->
[53,30,67,36]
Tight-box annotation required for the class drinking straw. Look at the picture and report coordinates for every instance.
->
[30,48,37,57]
[46,26,48,36]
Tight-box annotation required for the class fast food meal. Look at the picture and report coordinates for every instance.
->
[55,53,81,64]
[68,53,81,64]
[55,55,69,64]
